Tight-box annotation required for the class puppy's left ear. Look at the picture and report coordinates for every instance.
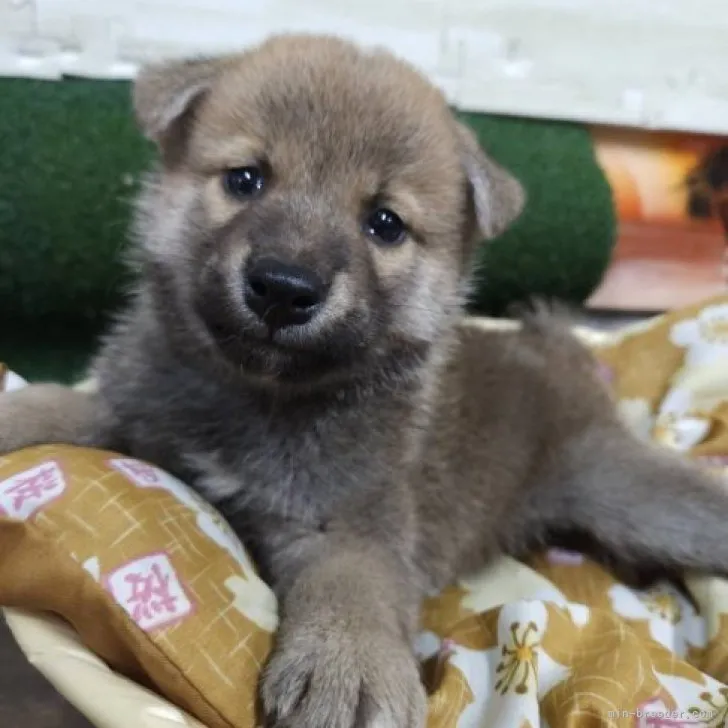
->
[455,121,526,240]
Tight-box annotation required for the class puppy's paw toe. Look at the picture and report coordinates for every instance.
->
[261,626,425,728]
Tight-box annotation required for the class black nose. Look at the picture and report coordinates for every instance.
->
[244,258,328,329]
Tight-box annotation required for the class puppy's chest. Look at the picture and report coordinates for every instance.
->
[118,362,414,521]
[184,409,391,523]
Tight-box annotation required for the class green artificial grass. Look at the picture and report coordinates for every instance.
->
[3,319,99,384]
[458,111,616,315]
[0,78,152,327]
[0,78,616,379]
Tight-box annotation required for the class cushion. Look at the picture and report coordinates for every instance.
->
[0,377,276,727]
[3,296,728,728]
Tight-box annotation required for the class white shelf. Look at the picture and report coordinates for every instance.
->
[1,0,727,135]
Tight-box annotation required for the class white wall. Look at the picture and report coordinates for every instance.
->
[1,0,728,135]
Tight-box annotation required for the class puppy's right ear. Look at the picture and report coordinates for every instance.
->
[133,57,223,148]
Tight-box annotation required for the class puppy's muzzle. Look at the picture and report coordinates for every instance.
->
[244,258,329,330]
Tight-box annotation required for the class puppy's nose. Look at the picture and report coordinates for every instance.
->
[244,258,328,328]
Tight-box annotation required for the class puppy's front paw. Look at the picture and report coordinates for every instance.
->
[0,384,96,454]
[0,387,48,454]
[261,624,426,728]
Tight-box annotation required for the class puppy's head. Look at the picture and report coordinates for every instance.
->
[132,34,524,387]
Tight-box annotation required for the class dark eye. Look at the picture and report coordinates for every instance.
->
[364,208,407,245]
[223,166,266,198]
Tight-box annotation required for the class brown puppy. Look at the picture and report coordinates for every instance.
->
[3,33,728,728]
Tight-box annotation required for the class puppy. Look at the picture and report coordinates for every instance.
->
[3,33,728,728]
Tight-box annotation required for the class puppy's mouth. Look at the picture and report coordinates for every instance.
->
[193,282,371,384]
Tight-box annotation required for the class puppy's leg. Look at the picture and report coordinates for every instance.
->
[520,427,728,582]
[247,508,427,728]
[502,304,728,582]
[0,384,103,454]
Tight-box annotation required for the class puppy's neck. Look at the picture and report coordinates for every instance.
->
[241,334,449,412]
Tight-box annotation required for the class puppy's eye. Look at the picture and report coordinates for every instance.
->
[364,208,406,245]
[223,166,266,198]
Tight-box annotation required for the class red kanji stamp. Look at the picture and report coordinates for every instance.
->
[108,458,162,488]
[105,552,194,631]
[0,461,66,519]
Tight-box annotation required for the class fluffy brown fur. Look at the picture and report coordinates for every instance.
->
[3,34,728,728]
